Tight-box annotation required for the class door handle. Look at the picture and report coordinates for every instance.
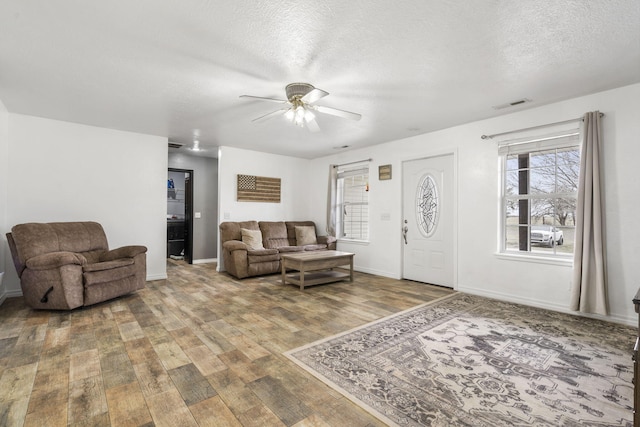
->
[403,225,408,244]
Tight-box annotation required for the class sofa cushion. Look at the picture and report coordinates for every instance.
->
[11,222,109,262]
[259,222,289,249]
[295,225,317,246]
[278,245,305,253]
[303,244,328,251]
[247,249,280,264]
[220,221,259,244]
[241,228,264,250]
[84,263,137,286]
[264,238,290,249]
[285,221,317,246]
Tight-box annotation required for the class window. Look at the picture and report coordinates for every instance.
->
[337,165,369,241]
[500,131,580,257]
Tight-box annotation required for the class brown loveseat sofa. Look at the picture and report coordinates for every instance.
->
[6,221,147,310]
[219,220,336,279]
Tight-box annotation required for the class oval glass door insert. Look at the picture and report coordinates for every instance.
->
[416,173,439,237]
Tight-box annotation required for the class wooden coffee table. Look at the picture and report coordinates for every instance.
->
[281,250,354,290]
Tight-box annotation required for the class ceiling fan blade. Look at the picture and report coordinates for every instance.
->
[301,88,329,104]
[252,107,289,122]
[304,115,321,133]
[240,95,288,103]
[314,105,362,121]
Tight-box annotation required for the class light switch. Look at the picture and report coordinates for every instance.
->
[195,212,201,219]
[224,212,230,220]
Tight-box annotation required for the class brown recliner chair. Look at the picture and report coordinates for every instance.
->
[6,221,147,310]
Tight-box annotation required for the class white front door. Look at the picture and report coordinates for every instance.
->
[402,154,454,287]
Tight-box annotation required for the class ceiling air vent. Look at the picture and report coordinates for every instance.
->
[168,142,184,149]
[492,98,532,110]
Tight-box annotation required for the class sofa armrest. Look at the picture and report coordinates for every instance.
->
[100,245,147,262]
[317,235,337,249]
[223,240,249,252]
[25,251,86,271]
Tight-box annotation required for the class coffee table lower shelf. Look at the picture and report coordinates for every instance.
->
[283,270,350,288]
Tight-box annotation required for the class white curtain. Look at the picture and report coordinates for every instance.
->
[326,165,337,236]
[570,111,608,315]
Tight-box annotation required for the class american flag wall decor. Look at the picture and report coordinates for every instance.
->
[237,174,281,203]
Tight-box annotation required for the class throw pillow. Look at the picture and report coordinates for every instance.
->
[295,225,317,246]
[241,228,264,250]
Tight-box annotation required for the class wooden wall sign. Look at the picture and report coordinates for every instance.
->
[379,164,392,180]
[237,174,281,203]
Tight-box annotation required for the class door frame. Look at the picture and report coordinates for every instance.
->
[168,167,194,264]
[400,151,458,289]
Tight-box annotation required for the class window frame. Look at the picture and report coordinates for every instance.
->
[336,165,370,242]
[498,130,581,261]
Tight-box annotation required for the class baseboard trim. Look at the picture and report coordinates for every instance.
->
[1,289,24,300]
[457,285,635,327]
[146,273,168,281]
[193,258,217,265]
[353,266,400,280]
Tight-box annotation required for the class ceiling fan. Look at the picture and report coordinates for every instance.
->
[240,83,361,132]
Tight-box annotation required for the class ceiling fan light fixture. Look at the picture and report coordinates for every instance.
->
[284,108,295,121]
[304,109,315,122]
[286,83,315,101]
[241,82,361,131]
[294,106,306,126]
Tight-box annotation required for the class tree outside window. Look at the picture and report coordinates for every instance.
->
[502,135,580,257]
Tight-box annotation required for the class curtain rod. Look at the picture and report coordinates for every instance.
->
[481,112,604,140]
[333,158,372,168]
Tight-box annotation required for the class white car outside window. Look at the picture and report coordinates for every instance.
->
[530,225,564,247]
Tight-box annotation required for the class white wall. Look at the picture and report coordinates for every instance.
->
[2,114,168,297]
[217,146,311,222]
[308,83,640,325]
[0,98,8,303]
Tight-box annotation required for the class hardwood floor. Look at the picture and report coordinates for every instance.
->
[0,260,454,427]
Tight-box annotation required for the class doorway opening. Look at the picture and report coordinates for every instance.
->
[167,168,194,264]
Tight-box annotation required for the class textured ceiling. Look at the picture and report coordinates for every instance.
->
[1,1,639,159]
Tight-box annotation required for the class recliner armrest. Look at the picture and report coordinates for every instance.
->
[100,245,147,262]
[25,251,86,271]
[223,240,249,252]
[84,258,135,272]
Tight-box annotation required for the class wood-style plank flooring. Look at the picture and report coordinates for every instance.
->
[0,260,454,426]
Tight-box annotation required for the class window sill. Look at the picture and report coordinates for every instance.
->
[337,239,370,246]
[495,252,573,267]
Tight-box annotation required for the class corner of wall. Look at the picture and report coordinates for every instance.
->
[0,272,5,306]
[0,99,9,304]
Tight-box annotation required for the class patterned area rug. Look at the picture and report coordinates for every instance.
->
[285,293,635,426]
